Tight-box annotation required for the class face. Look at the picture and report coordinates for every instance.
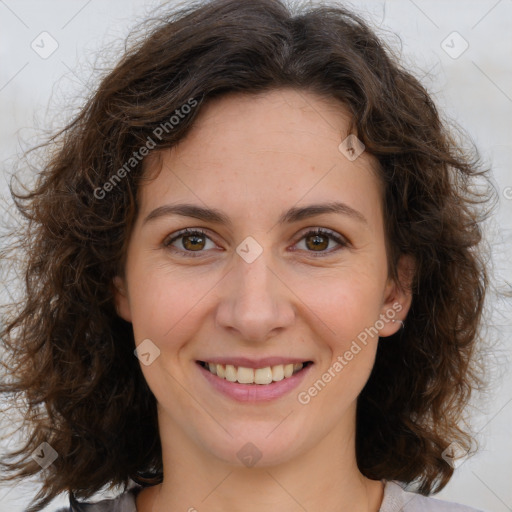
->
[114,88,412,468]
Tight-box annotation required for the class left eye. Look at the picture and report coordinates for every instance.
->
[293,228,348,254]
[163,228,347,257]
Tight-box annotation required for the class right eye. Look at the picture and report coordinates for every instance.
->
[163,228,218,257]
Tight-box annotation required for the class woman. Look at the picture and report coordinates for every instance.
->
[0,0,492,511]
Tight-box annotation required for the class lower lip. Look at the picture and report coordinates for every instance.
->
[197,362,313,402]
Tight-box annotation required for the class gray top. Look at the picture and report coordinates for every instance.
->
[56,480,486,512]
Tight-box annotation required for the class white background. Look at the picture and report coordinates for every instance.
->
[0,1,511,511]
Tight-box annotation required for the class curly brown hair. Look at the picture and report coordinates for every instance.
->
[0,0,493,510]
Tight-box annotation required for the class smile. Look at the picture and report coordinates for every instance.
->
[198,361,312,385]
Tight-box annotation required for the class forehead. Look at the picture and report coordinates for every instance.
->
[138,88,383,229]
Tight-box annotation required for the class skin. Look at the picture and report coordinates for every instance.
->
[114,88,413,512]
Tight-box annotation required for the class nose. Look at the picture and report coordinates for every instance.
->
[215,248,296,343]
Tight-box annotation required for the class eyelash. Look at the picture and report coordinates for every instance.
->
[163,228,349,258]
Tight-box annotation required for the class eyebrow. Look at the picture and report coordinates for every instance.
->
[142,201,368,226]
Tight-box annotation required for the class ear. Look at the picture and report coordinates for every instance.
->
[112,275,132,323]
[378,254,415,337]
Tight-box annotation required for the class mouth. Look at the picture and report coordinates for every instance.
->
[197,360,313,385]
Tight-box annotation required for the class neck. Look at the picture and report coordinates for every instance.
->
[139,407,385,512]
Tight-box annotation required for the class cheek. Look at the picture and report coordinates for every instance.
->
[297,276,382,413]
[126,260,218,346]
[127,265,218,398]
[287,268,384,402]
[290,267,385,343]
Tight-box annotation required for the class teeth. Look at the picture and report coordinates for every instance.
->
[254,367,273,385]
[271,364,284,381]
[202,361,307,385]
[237,366,254,384]
[225,364,237,382]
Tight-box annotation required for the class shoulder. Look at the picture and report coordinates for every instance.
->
[381,480,487,512]
[55,483,141,512]
[56,480,486,512]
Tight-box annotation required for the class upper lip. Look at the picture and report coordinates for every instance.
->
[197,357,312,368]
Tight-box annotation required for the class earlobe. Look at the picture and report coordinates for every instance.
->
[379,254,415,337]
[112,276,132,323]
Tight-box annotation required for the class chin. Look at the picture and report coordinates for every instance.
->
[196,421,311,469]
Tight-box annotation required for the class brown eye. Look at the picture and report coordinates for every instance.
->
[164,229,216,256]
[305,233,329,251]
[182,233,206,251]
[294,228,348,255]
